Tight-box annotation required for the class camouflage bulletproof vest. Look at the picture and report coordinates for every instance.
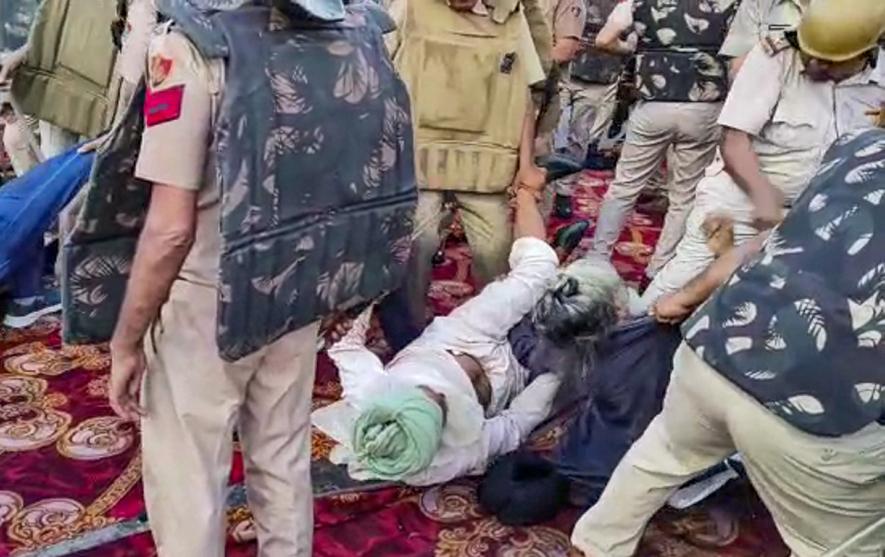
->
[570,0,625,85]
[63,3,417,362]
[633,0,736,102]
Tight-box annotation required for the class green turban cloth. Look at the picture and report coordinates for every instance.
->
[352,387,445,480]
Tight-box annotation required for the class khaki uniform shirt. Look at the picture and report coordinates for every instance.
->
[718,44,885,201]
[543,0,586,41]
[385,0,547,86]
[719,0,806,58]
[118,0,158,85]
[134,27,224,287]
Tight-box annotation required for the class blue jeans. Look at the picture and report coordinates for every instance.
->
[0,146,93,296]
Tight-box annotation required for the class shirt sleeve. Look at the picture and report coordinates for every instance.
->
[719,0,763,58]
[479,373,560,458]
[440,237,558,341]
[552,0,586,40]
[717,44,786,136]
[134,30,214,191]
[517,12,548,86]
[117,0,157,85]
[327,306,388,404]
[409,373,561,484]
[608,0,634,30]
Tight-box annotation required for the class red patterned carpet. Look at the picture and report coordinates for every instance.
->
[0,172,789,556]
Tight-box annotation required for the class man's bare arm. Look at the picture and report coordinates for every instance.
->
[552,37,582,64]
[721,127,784,228]
[653,232,769,322]
[110,185,197,350]
[513,188,546,241]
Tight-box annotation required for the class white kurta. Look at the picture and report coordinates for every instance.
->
[313,238,562,486]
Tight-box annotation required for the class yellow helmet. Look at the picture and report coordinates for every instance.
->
[797,0,885,62]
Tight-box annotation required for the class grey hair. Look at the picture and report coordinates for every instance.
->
[529,258,628,404]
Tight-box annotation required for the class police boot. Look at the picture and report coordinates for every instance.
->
[536,153,584,183]
[553,220,590,262]
[553,193,573,219]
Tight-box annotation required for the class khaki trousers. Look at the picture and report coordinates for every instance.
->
[641,165,759,306]
[142,281,318,557]
[2,116,39,176]
[590,101,722,276]
[1,118,80,176]
[572,343,885,557]
[405,190,511,325]
[552,80,616,165]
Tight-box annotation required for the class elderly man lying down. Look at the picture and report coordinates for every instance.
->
[312,183,641,486]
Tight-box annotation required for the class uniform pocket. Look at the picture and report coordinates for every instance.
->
[767,101,822,150]
[417,38,503,133]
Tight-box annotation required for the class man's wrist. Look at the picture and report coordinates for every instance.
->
[110,334,144,352]
[515,187,540,203]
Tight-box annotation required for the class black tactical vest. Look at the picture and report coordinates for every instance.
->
[570,0,625,85]
[633,0,736,102]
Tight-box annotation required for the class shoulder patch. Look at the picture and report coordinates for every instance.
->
[761,32,792,57]
[149,54,174,88]
[145,85,185,127]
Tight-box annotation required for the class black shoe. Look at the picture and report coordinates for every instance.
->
[553,220,590,260]
[536,154,583,183]
[432,249,446,266]
[553,193,573,220]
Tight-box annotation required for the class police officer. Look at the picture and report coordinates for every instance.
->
[555,0,627,162]
[719,0,809,76]
[387,0,550,327]
[535,0,587,158]
[643,0,885,306]
[101,0,416,554]
[587,0,738,277]
[574,124,885,557]
[548,0,627,219]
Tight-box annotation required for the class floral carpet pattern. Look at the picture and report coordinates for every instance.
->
[0,171,789,556]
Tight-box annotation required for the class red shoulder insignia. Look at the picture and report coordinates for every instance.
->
[144,85,184,127]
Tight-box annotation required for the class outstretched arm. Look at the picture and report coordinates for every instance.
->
[652,232,769,323]
[327,306,388,401]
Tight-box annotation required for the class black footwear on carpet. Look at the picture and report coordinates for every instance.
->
[553,193,573,219]
[553,220,591,260]
[536,153,584,183]
[431,249,446,266]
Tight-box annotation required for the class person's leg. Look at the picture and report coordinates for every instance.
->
[403,190,445,327]
[586,81,619,149]
[641,170,757,306]
[455,191,512,287]
[571,343,736,557]
[9,238,43,301]
[3,239,62,328]
[238,322,319,557]
[141,284,250,557]
[552,82,577,156]
[589,102,675,259]
[646,103,722,277]
[723,383,885,555]
[569,83,609,158]
[38,121,78,159]
[2,116,39,176]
